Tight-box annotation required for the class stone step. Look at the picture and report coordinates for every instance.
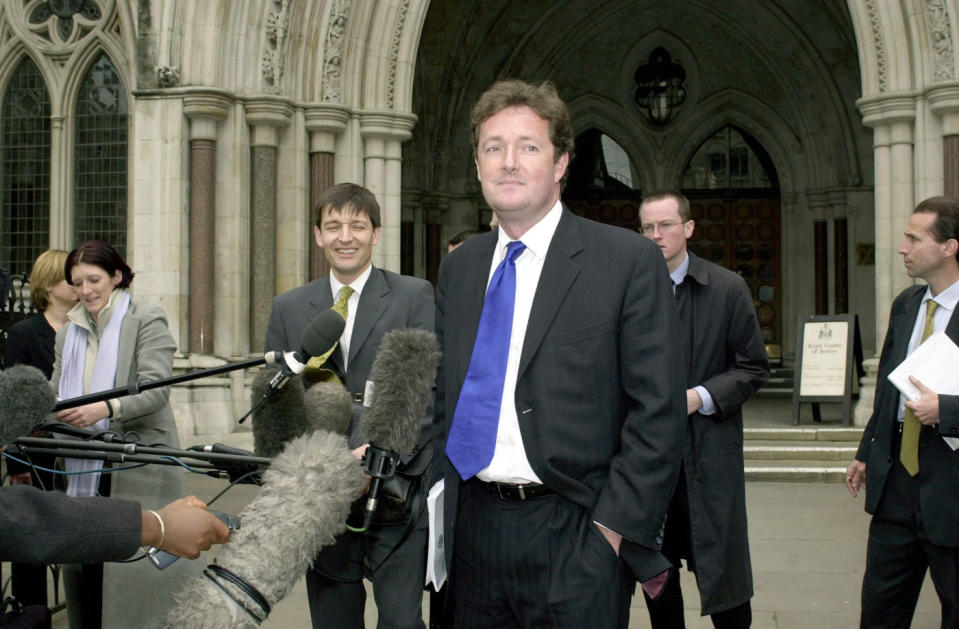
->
[745,460,847,483]
[744,442,858,461]
[744,427,862,442]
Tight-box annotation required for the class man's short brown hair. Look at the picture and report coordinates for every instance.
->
[641,189,691,222]
[314,183,381,229]
[471,79,575,165]
[915,195,959,260]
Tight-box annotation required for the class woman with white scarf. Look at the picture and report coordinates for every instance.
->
[51,240,197,629]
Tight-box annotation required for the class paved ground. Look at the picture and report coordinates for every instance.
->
[21,395,941,627]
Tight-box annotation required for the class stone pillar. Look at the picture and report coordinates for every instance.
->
[828,189,849,314]
[183,93,231,354]
[245,99,292,354]
[808,191,829,314]
[855,94,917,425]
[306,105,351,281]
[360,111,418,273]
[928,83,959,198]
[421,193,449,285]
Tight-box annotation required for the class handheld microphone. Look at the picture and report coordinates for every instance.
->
[357,329,441,530]
[166,429,366,628]
[238,309,345,425]
[259,309,345,402]
[0,365,55,446]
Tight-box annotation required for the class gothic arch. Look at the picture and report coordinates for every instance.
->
[660,89,802,197]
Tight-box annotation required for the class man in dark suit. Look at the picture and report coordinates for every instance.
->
[846,195,959,628]
[265,183,435,629]
[638,190,769,628]
[434,79,686,627]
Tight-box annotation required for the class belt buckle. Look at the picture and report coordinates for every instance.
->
[353,392,364,404]
[494,483,523,501]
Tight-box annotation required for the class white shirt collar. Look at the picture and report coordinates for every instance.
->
[330,264,372,300]
[494,200,563,261]
[924,277,959,312]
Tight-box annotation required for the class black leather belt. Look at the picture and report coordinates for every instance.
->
[479,480,554,501]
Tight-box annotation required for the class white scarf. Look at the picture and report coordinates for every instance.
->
[59,289,131,497]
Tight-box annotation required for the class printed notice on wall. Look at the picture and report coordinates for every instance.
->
[799,320,849,397]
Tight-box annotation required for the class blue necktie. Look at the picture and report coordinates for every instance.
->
[446,240,526,479]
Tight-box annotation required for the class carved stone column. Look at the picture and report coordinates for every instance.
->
[305,105,351,281]
[807,191,829,314]
[246,98,291,354]
[827,189,849,314]
[928,83,959,197]
[856,93,916,423]
[183,92,231,354]
[420,193,449,285]
[360,111,418,273]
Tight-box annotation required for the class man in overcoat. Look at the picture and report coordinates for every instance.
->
[638,190,770,628]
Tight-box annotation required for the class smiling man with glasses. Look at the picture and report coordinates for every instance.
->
[637,190,769,629]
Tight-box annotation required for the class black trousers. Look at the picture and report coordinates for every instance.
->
[860,460,959,629]
[451,479,631,628]
[306,524,428,629]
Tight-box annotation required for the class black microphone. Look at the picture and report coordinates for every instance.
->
[358,329,441,530]
[166,429,366,627]
[259,309,345,402]
[0,365,55,447]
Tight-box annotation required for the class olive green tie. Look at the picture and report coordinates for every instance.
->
[900,299,938,476]
[303,286,354,383]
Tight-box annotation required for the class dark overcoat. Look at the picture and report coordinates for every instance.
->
[679,253,770,615]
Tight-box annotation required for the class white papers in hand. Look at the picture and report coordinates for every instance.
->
[888,331,959,450]
[425,479,447,589]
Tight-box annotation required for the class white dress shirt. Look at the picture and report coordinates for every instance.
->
[330,264,372,370]
[477,201,563,484]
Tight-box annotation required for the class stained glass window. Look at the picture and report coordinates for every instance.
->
[1,57,51,275]
[75,53,128,257]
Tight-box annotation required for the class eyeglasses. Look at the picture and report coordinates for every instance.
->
[640,220,687,235]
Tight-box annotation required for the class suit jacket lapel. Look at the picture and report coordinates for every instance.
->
[890,288,925,369]
[518,208,582,377]
[455,235,497,384]
[349,267,388,366]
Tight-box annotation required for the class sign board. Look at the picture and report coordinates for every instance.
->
[792,314,861,426]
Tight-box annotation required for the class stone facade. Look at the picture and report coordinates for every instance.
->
[1,0,957,438]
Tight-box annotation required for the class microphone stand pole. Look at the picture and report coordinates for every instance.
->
[54,356,268,411]
[11,436,272,482]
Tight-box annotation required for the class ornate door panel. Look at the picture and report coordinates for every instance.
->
[687,196,781,360]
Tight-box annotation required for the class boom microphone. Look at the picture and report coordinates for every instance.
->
[358,328,441,529]
[0,365,55,446]
[303,380,353,436]
[167,429,366,628]
[251,373,353,458]
[250,370,309,458]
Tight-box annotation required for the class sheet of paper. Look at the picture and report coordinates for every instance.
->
[888,331,959,451]
[425,479,447,589]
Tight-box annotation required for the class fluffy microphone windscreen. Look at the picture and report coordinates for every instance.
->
[360,329,441,455]
[0,364,55,446]
[167,429,365,628]
[300,309,346,357]
[303,380,352,436]
[251,369,308,458]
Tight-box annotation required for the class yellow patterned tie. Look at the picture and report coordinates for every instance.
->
[302,286,354,384]
[900,299,938,476]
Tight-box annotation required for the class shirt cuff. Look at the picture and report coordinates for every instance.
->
[694,385,716,415]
